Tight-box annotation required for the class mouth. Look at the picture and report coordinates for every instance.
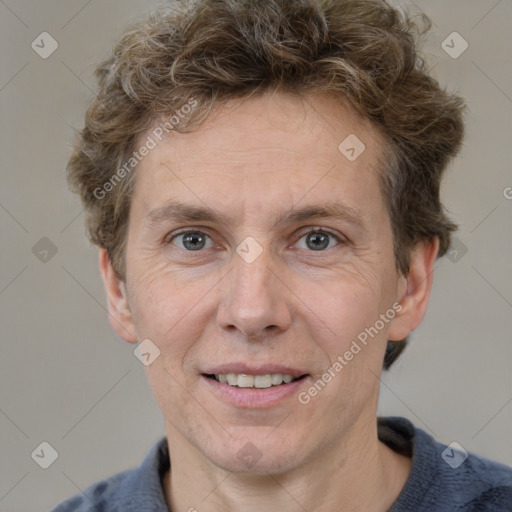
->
[200,368,310,408]
[202,373,308,388]
[199,364,310,408]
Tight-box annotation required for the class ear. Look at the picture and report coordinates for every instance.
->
[388,237,440,341]
[99,248,138,343]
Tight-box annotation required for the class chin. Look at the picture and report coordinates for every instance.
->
[205,432,307,475]
[215,451,303,476]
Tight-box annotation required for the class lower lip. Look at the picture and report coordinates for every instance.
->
[201,375,308,408]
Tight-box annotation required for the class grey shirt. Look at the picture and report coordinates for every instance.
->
[49,416,512,511]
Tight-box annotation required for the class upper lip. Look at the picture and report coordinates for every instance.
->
[201,363,308,378]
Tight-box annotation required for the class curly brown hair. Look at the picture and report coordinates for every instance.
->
[67,0,465,369]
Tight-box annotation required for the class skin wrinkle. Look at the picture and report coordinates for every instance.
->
[97,92,440,511]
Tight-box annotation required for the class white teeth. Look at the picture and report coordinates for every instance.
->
[213,373,298,388]
[237,374,255,388]
[271,373,283,385]
[254,375,272,388]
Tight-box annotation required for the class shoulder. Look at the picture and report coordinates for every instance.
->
[411,421,512,511]
[48,469,133,512]
[433,441,512,511]
[48,437,170,512]
[381,417,512,512]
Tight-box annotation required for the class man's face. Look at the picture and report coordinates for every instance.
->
[119,93,407,473]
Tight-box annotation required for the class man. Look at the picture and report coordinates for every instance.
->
[51,0,512,510]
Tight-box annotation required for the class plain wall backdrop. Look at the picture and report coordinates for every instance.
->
[1,1,511,511]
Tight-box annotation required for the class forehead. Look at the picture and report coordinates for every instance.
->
[130,92,387,223]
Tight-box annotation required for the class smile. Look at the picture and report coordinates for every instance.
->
[204,373,307,388]
[201,371,310,408]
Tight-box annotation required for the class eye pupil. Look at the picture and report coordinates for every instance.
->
[306,232,330,251]
[183,232,206,250]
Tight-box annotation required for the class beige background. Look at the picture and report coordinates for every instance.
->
[0,1,511,510]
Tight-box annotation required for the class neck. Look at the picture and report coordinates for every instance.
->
[162,416,412,512]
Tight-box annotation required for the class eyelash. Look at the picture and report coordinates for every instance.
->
[165,228,345,252]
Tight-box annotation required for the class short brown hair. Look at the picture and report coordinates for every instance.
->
[67,0,465,369]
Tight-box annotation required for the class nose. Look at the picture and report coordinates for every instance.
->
[216,247,292,341]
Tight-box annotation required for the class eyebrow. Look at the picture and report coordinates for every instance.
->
[145,200,367,231]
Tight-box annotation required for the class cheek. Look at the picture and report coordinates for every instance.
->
[291,262,396,391]
[127,258,215,360]
[294,272,392,413]
[299,261,387,335]
[306,285,384,361]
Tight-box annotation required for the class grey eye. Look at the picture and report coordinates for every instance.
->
[173,231,213,251]
[297,231,339,251]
